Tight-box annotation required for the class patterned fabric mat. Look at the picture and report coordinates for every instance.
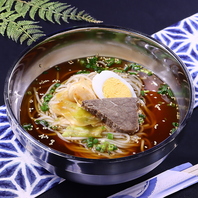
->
[0,13,198,198]
[152,13,198,108]
[0,106,64,198]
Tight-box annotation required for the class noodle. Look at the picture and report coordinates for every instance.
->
[32,71,154,158]
[20,56,179,159]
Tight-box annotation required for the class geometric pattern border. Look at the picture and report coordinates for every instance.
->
[152,13,198,108]
[0,106,64,198]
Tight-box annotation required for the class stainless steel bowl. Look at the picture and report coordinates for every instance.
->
[4,26,194,185]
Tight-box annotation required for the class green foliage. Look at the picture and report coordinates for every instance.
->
[0,0,102,45]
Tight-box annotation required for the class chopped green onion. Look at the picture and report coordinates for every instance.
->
[158,84,174,99]
[170,128,177,134]
[172,122,179,127]
[138,114,146,124]
[167,89,174,98]
[124,65,132,72]
[54,83,61,88]
[100,143,108,153]
[107,144,117,151]
[35,120,49,127]
[77,56,122,73]
[95,144,102,151]
[40,83,61,112]
[81,137,118,154]
[81,137,99,148]
[76,70,91,74]
[128,72,137,75]
[44,94,53,102]
[170,122,179,134]
[40,102,49,112]
[113,69,123,73]
[147,71,153,76]
[87,142,93,148]
[79,59,86,65]
[107,133,114,140]
[93,138,99,144]
[167,102,176,107]
[26,91,32,95]
[115,59,122,64]
[158,84,168,94]
[140,90,149,96]
[22,123,33,131]
[130,63,142,71]
[108,144,115,151]
[106,58,115,66]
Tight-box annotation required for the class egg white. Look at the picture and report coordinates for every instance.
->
[92,70,137,99]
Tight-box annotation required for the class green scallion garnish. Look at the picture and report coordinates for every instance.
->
[22,123,33,131]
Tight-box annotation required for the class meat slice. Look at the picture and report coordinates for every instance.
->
[82,97,139,134]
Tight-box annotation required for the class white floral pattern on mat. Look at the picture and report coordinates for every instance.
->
[152,13,198,108]
[0,106,64,198]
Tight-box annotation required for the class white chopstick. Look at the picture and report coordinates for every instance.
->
[182,164,198,175]
[108,163,198,198]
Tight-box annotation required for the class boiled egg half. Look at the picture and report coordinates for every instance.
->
[92,70,136,99]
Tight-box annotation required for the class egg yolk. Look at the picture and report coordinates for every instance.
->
[102,77,132,98]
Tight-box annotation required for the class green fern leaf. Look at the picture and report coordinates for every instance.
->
[29,5,39,20]
[0,0,102,45]
[70,8,77,20]
[19,33,29,44]
[38,1,57,22]
[5,0,15,11]
[6,19,45,45]
[37,2,54,21]
[53,4,70,24]
[0,21,8,36]
[62,7,74,23]
[45,2,69,24]
[27,33,44,45]
[0,0,7,8]
[13,30,23,42]
[55,3,70,12]
[81,13,102,23]
[6,21,16,39]
[77,10,85,17]
[8,13,22,21]
[31,0,50,5]
[15,1,30,18]
[8,23,23,42]
[0,5,9,12]
[46,9,54,23]
[26,38,34,46]
[17,0,102,24]
[0,10,15,19]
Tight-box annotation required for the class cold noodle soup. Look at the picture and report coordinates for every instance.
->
[20,56,179,159]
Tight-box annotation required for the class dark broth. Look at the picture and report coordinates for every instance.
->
[20,57,179,158]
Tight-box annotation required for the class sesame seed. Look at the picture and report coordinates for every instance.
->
[154,104,161,110]
[154,124,158,129]
[49,139,55,145]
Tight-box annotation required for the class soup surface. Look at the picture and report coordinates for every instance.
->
[20,56,179,159]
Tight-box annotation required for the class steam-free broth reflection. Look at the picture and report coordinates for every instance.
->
[20,56,179,159]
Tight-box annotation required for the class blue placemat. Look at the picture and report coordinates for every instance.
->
[0,106,64,198]
[0,13,198,198]
[152,13,198,108]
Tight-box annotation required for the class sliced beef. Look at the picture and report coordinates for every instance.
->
[82,97,139,134]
